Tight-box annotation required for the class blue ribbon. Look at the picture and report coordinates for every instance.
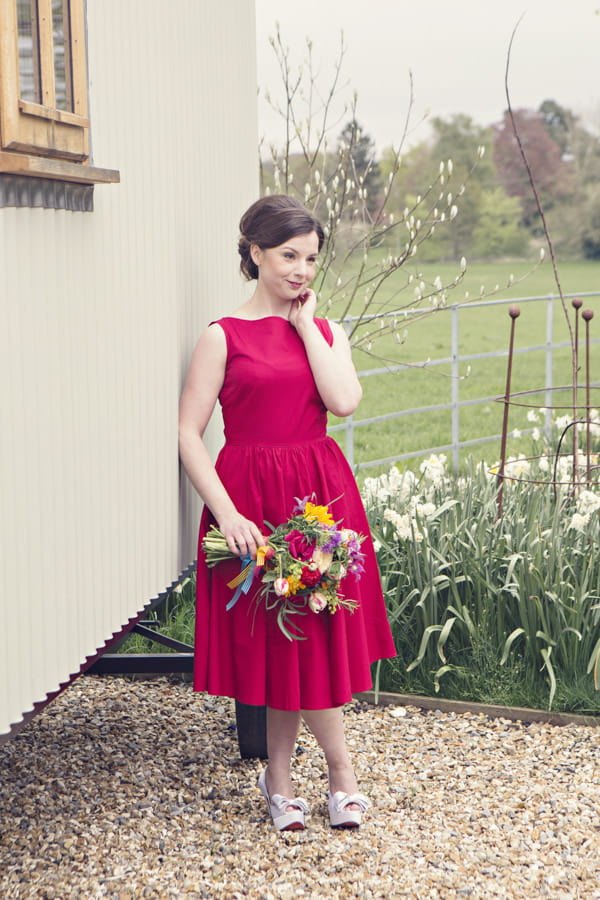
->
[226,553,256,610]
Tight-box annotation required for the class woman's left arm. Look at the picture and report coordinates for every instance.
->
[290,290,362,417]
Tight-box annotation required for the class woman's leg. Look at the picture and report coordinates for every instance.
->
[301,707,360,801]
[265,707,302,800]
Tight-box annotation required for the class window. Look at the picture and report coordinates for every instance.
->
[0,0,118,185]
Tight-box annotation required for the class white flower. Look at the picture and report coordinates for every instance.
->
[504,455,531,479]
[555,415,572,431]
[420,453,447,484]
[576,490,600,516]
[532,428,541,441]
[527,410,539,423]
[412,501,436,518]
[512,428,522,438]
[384,509,424,542]
[311,548,333,573]
[568,512,590,532]
[308,592,328,613]
[274,578,289,597]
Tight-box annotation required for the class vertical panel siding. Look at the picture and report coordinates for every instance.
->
[0,0,258,737]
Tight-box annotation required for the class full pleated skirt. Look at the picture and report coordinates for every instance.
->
[193,436,396,710]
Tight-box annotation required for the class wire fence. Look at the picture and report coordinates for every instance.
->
[330,292,600,473]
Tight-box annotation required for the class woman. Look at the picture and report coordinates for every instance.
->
[179,194,396,831]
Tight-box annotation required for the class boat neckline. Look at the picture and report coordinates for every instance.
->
[221,315,293,322]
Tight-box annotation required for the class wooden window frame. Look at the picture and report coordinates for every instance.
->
[0,0,118,185]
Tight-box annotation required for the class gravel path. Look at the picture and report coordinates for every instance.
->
[1,675,599,899]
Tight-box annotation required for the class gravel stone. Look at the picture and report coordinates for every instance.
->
[1,676,599,899]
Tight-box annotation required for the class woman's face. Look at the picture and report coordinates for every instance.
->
[251,231,319,300]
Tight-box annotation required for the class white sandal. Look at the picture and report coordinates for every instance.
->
[328,790,371,828]
[258,769,309,832]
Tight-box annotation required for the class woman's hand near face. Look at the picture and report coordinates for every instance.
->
[288,288,317,331]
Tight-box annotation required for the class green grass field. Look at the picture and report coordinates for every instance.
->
[325,258,600,475]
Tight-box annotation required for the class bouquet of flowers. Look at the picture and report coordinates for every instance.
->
[202,497,365,640]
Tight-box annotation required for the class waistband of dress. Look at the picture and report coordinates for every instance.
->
[224,435,332,449]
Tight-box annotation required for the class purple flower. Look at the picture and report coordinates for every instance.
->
[321,529,343,553]
[292,495,312,515]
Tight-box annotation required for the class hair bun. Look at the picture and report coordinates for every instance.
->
[237,195,324,281]
[238,235,258,280]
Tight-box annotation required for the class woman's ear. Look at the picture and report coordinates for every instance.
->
[250,243,262,269]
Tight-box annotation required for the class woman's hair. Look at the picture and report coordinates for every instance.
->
[238,194,325,281]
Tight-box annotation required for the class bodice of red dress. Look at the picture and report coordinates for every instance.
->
[217,315,331,445]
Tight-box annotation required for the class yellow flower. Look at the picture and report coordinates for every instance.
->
[303,502,334,526]
[286,575,303,595]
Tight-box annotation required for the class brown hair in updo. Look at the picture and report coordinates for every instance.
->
[238,194,325,281]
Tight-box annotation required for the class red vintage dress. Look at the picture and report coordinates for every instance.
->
[193,316,396,710]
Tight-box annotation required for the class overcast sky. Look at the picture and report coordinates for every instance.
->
[255,0,600,152]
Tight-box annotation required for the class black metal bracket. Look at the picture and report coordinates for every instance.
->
[130,621,195,654]
[89,626,267,759]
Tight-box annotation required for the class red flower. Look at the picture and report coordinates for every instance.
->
[285,530,315,561]
[300,566,322,587]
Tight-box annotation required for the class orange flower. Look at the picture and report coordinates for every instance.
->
[286,575,303,595]
[303,502,334,526]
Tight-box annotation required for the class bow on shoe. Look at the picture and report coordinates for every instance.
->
[258,769,310,832]
[328,791,371,828]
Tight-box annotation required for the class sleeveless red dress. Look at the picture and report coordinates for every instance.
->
[193,316,396,710]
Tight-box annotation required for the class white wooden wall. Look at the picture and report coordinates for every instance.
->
[0,0,258,739]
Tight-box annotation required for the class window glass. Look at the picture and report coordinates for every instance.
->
[52,0,70,111]
[17,0,41,103]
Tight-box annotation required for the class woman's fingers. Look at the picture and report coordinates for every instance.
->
[222,516,264,559]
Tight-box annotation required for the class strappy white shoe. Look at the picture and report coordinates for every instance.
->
[258,769,309,832]
[328,790,371,828]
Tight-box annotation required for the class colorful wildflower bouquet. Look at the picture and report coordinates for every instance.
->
[202,497,365,640]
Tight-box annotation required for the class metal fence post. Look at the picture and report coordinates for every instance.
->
[545,296,554,436]
[451,305,460,472]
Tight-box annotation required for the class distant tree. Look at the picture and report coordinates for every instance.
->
[492,108,573,228]
[429,115,495,258]
[539,99,575,155]
[337,118,382,215]
[471,188,528,258]
[379,140,432,209]
[581,190,600,259]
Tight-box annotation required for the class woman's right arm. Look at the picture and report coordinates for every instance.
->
[178,323,264,558]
